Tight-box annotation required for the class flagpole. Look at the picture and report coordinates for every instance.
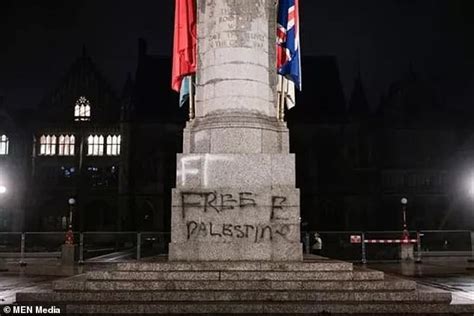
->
[276,76,281,121]
[189,75,195,121]
[279,76,286,122]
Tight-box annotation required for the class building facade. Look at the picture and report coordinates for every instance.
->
[1,40,473,232]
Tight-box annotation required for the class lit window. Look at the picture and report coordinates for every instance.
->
[74,96,91,121]
[0,135,9,155]
[58,135,75,156]
[40,135,57,156]
[106,135,121,156]
[87,135,104,156]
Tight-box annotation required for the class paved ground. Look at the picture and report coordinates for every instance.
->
[0,273,60,305]
[368,259,474,305]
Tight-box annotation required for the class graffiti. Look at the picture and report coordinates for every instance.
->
[180,191,294,242]
[271,196,289,220]
[181,191,262,218]
[186,221,291,242]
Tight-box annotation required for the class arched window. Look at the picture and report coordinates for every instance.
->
[74,96,91,121]
[39,135,57,156]
[106,135,121,156]
[58,135,75,156]
[87,135,104,156]
[0,135,9,155]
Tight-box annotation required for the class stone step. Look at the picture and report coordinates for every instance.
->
[38,301,474,315]
[85,269,383,282]
[117,260,353,272]
[53,279,415,292]
[16,289,451,304]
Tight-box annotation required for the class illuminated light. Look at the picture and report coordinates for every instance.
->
[68,198,76,205]
[469,178,474,197]
[0,135,9,155]
[0,186,7,194]
[58,135,75,156]
[87,135,104,156]
[74,96,91,121]
[106,135,121,156]
[401,198,408,205]
[39,134,57,156]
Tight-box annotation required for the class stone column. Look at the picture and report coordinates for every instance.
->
[169,0,302,261]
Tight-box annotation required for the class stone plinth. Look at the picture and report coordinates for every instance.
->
[400,244,415,261]
[61,244,75,266]
[169,0,302,261]
[169,186,301,261]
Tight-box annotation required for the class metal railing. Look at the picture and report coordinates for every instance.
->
[0,231,170,265]
[301,230,474,263]
[0,230,473,264]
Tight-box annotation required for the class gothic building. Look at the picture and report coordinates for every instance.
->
[1,39,473,232]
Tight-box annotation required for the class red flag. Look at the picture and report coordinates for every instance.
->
[171,0,197,92]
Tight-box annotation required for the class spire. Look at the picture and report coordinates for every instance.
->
[120,73,134,121]
[122,73,133,98]
[138,38,147,58]
[348,60,369,118]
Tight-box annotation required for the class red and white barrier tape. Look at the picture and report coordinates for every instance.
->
[364,239,417,244]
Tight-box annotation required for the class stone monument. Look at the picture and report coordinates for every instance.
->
[15,1,474,313]
[169,0,302,261]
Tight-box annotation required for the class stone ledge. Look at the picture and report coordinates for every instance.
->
[169,241,303,261]
[58,302,474,315]
[187,111,287,132]
[51,279,416,292]
[116,260,353,272]
[16,289,451,303]
[84,270,381,282]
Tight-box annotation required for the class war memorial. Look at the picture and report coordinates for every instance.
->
[15,0,474,314]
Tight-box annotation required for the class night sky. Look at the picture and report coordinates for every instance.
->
[1,0,473,111]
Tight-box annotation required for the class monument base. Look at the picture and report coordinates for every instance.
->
[61,244,75,266]
[169,240,302,261]
[400,243,415,261]
[170,186,302,261]
[170,114,302,262]
[16,256,474,314]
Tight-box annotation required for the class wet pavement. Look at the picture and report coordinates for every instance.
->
[367,259,474,305]
[0,273,60,305]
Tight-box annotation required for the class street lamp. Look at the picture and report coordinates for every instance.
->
[68,198,76,228]
[0,185,7,194]
[65,198,76,245]
[401,197,409,240]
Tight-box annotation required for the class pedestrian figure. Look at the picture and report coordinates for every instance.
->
[312,232,322,255]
